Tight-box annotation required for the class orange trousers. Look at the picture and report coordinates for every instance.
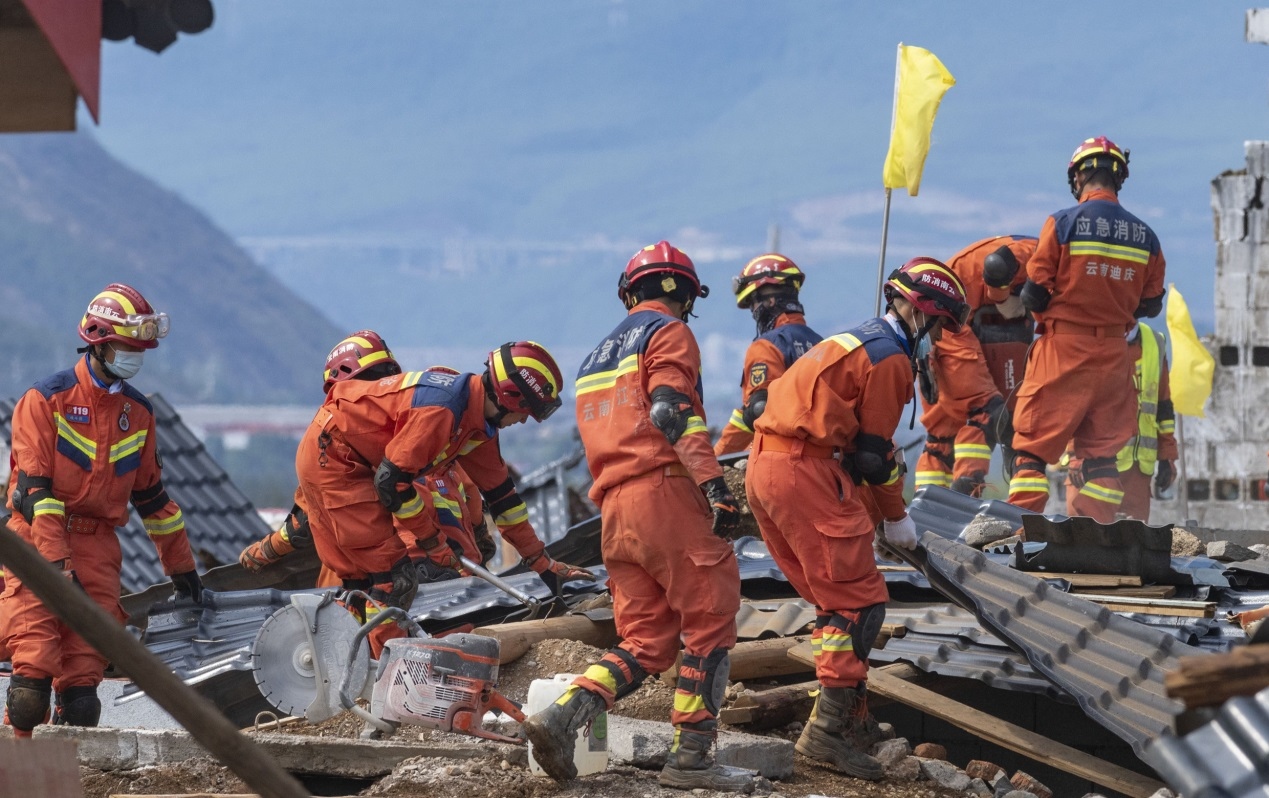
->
[746,436,890,687]
[0,524,124,689]
[1008,333,1135,521]
[296,429,408,655]
[915,326,1002,490]
[574,466,739,730]
[1067,465,1153,522]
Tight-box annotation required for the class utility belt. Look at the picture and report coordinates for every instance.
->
[1040,319,1130,338]
[753,433,837,459]
[65,514,109,535]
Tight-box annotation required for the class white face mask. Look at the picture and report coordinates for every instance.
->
[104,348,144,380]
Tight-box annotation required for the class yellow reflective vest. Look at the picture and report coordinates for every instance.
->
[1117,322,1165,475]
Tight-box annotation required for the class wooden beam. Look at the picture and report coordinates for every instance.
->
[866,668,1166,798]
[663,636,814,686]
[1165,645,1269,708]
[1079,595,1214,618]
[1039,573,1144,588]
[0,739,80,797]
[1072,585,1176,599]
[474,612,618,664]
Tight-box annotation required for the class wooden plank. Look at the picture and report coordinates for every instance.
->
[474,613,618,664]
[1082,595,1214,618]
[0,739,81,797]
[1038,573,1144,588]
[1073,585,1176,599]
[867,668,1166,798]
[1165,645,1269,707]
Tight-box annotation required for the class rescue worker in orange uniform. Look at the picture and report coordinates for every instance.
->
[1007,137,1167,522]
[914,236,1037,496]
[524,241,752,792]
[295,339,592,653]
[714,254,822,456]
[1063,320,1177,521]
[747,258,970,780]
[240,348,494,580]
[2,284,202,738]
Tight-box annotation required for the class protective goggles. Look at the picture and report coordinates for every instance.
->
[498,344,562,421]
[119,312,170,341]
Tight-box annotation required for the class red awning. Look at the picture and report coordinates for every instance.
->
[21,0,101,122]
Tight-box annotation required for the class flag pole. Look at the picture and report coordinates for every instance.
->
[875,43,902,315]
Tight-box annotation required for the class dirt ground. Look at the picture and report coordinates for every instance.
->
[79,638,974,798]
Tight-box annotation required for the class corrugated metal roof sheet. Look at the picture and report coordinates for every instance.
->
[914,533,1203,754]
[0,393,271,593]
[1143,684,1269,798]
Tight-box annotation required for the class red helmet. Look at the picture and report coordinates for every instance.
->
[323,330,401,393]
[424,365,460,376]
[617,240,709,308]
[732,254,806,308]
[1067,136,1129,197]
[486,341,564,422]
[78,283,169,350]
[883,257,971,332]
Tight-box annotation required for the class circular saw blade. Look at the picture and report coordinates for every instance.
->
[251,604,319,718]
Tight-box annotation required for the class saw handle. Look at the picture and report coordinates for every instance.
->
[459,556,541,608]
[338,603,423,735]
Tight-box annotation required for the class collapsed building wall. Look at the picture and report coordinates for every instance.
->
[1150,141,1269,529]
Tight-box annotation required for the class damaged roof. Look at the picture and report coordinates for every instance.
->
[1143,684,1269,798]
[0,394,270,593]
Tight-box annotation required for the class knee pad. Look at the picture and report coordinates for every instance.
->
[6,675,52,732]
[1082,456,1119,482]
[53,685,101,727]
[829,603,886,664]
[595,647,649,702]
[1012,450,1046,475]
[679,649,730,717]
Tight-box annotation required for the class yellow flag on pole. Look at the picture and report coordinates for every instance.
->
[1165,283,1214,417]
[881,44,956,197]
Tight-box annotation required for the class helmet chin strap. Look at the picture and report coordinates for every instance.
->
[752,295,804,336]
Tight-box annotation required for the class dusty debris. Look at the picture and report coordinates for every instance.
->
[872,737,911,767]
[723,462,762,539]
[918,757,971,791]
[1170,527,1203,556]
[962,514,1017,549]
[1205,540,1258,562]
[80,758,246,798]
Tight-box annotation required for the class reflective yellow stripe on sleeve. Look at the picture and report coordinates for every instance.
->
[144,510,185,537]
[727,408,751,433]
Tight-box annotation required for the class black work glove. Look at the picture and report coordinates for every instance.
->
[389,555,420,609]
[170,570,203,604]
[1154,460,1176,498]
[473,520,497,566]
[700,476,741,539]
[414,557,462,583]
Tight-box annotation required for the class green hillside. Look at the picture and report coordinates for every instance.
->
[0,133,342,404]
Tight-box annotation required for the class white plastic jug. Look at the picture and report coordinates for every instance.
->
[526,673,609,777]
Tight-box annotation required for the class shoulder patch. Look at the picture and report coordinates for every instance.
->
[33,368,79,400]
[120,383,153,414]
[410,372,474,434]
[749,363,768,388]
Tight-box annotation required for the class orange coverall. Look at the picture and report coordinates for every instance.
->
[747,317,911,688]
[395,463,485,564]
[1007,188,1166,522]
[1,357,195,690]
[915,236,1036,492]
[1064,327,1177,521]
[571,300,740,738]
[714,312,822,455]
[296,370,547,649]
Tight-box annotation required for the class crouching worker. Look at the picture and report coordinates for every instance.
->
[523,241,753,792]
[747,258,969,779]
[2,284,202,738]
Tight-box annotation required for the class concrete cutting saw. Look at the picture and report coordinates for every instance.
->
[251,591,525,743]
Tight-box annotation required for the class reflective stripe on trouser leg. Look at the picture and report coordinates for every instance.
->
[817,605,885,688]
[1072,457,1124,523]
[671,649,729,751]
[1007,452,1049,512]
[571,646,649,709]
[915,435,954,489]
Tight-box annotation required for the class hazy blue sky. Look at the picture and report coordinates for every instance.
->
[87,1,1269,342]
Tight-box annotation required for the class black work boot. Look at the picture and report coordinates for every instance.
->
[522,686,607,782]
[658,727,757,793]
[795,685,885,780]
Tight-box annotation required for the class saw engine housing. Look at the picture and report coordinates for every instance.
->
[370,633,524,743]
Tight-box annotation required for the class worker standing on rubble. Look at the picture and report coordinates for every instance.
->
[523,241,753,792]
[914,235,1037,496]
[747,258,971,780]
[295,337,593,654]
[1064,319,1177,521]
[1006,137,1167,522]
[714,254,822,456]
[1,284,202,738]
